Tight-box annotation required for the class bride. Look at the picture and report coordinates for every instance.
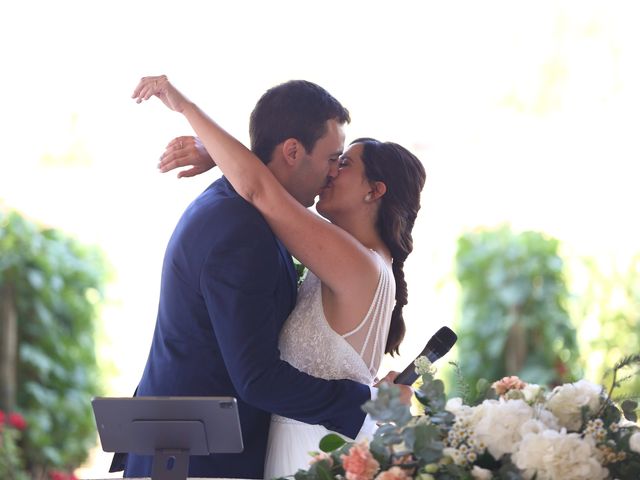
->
[132,75,426,478]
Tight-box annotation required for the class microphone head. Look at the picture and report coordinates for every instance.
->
[394,326,458,384]
[425,326,457,358]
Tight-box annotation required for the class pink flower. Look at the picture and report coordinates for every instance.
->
[8,412,27,430]
[375,466,409,480]
[0,409,5,425]
[341,442,380,480]
[310,451,334,467]
[492,376,526,396]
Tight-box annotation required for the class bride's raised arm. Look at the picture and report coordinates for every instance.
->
[132,75,380,298]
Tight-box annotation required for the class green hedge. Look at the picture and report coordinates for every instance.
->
[0,209,108,474]
[453,225,581,399]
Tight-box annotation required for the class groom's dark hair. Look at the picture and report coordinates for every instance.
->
[249,80,350,164]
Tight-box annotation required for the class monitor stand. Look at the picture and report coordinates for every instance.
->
[131,419,207,480]
[151,449,189,480]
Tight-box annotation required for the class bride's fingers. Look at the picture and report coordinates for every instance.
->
[377,371,399,384]
[132,75,166,102]
[131,78,145,99]
[143,86,156,101]
[132,76,154,100]
[133,84,152,103]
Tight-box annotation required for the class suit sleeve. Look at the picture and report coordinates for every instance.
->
[200,199,369,438]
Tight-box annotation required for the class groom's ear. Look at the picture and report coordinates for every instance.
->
[281,138,304,167]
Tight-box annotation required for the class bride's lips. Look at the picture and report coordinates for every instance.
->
[318,184,332,197]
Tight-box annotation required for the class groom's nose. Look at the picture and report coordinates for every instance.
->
[327,160,340,179]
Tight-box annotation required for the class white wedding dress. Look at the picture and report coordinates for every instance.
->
[263,252,395,479]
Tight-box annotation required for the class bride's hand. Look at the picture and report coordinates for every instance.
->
[131,75,190,113]
[159,136,216,178]
[375,371,414,406]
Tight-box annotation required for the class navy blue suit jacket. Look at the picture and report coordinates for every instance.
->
[122,177,370,479]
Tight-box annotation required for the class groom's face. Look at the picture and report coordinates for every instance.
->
[293,119,346,207]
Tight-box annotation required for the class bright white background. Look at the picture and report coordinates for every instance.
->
[1,1,639,476]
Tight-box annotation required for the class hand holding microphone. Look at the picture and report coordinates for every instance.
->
[393,326,457,385]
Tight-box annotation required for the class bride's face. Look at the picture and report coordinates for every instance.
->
[316,143,371,221]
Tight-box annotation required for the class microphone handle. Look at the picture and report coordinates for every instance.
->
[393,349,439,385]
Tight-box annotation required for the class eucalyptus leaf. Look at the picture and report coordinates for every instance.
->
[412,423,443,463]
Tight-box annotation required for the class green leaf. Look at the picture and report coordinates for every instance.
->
[314,462,335,480]
[319,433,346,453]
[362,383,412,426]
[412,424,443,463]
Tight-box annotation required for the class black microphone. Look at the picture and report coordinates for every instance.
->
[393,326,457,385]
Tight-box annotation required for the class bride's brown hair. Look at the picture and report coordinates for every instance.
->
[352,138,426,355]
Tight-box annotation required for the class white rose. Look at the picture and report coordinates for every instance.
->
[522,383,543,403]
[471,465,493,479]
[512,429,608,480]
[545,380,602,431]
[471,399,535,459]
[630,432,640,454]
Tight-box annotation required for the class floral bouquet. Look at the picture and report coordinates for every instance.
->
[285,355,640,480]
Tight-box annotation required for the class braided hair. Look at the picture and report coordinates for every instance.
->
[352,138,426,355]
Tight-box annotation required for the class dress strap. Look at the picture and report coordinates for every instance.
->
[342,252,395,377]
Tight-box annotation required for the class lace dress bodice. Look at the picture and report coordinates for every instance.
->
[265,253,395,478]
[277,252,395,385]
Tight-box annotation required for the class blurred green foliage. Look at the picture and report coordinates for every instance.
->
[568,254,640,401]
[452,225,581,399]
[0,209,108,475]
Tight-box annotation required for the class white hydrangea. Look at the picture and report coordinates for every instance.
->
[630,431,640,454]
[445,397,473,418]
[519,415,559,438]
[469,399,535,459]
[512,429,608,480]
[545,380,602,431]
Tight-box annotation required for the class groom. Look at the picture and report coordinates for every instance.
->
[118,80,381,479]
